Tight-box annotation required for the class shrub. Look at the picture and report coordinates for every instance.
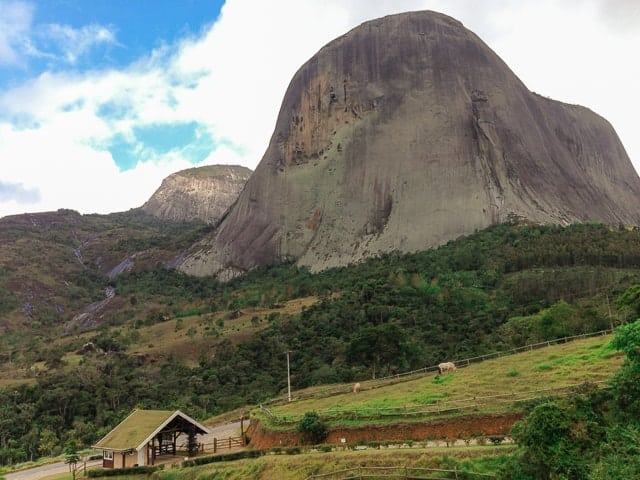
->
[88,466,157,477]
[182,449,265,467]
[297,411,328,445]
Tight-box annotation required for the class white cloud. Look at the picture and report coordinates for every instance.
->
[39,23,116,64]
[596,0,640,32]
[0,0,34,65]
[0,0,638,219]
[0,180,40,203]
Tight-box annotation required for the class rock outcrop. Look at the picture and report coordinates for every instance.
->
[179,10,640,279]
[141,165,251,224]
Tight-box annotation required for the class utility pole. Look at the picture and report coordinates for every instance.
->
[285,350,292,402]
[606,294,614,331]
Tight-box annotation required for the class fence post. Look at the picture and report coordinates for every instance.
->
[213,438,217,453]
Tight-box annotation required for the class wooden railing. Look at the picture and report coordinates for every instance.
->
[153,443,176,456]
[199,436,245,454]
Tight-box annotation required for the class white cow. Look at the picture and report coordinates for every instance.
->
[438,362,457,374]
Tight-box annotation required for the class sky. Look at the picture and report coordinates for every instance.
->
[0,0,638,219]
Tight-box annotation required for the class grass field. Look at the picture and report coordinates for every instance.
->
[260,334,622,428]
[180,446,508,480]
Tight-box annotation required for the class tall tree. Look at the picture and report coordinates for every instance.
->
[64,441,80,480]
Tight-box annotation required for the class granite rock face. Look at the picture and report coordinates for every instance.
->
[179,11,640,279]
[141,165,251,224]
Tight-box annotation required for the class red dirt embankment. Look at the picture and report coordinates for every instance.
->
[247,413,522,449]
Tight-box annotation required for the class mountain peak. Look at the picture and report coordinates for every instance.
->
[141,164,251,224]
[178,10,640,279]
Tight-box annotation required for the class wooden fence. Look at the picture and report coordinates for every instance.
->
[304,466,495,479]
[188,436,245,454]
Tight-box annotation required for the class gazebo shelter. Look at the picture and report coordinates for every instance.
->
[93,409,209,468]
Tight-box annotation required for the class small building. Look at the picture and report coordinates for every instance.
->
[93,409,210,468]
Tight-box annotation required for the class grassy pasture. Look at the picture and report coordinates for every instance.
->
[262,334,622,428]
[31,447,506,480]
[179,447,507,480]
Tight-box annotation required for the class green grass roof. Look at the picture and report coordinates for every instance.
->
[94,409,176,451]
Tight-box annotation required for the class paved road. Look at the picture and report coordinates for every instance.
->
[5,460,102,480]
[208,420,243,439]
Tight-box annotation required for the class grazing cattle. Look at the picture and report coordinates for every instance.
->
[353,382,361,393]
[438,362,457,375]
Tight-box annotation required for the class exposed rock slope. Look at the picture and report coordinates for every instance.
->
[179,10,640,279]
[141,165,251,224]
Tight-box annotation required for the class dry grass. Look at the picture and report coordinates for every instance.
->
[0,296,319,386]
[179,445,506,480]
[0,377,36,388]
[126,297,318,365]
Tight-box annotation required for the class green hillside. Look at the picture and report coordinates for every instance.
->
[3,221,640,466]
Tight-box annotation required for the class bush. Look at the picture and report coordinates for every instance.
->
[296,411,328,445]
[88,466,157,477]
[182,449,265,467]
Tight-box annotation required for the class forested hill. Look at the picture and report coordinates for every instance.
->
[3,222,640,463]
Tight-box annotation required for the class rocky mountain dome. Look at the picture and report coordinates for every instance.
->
[141,165,251,224]
[178,10,640,280]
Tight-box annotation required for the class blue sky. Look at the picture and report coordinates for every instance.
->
[0,0,638,218]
